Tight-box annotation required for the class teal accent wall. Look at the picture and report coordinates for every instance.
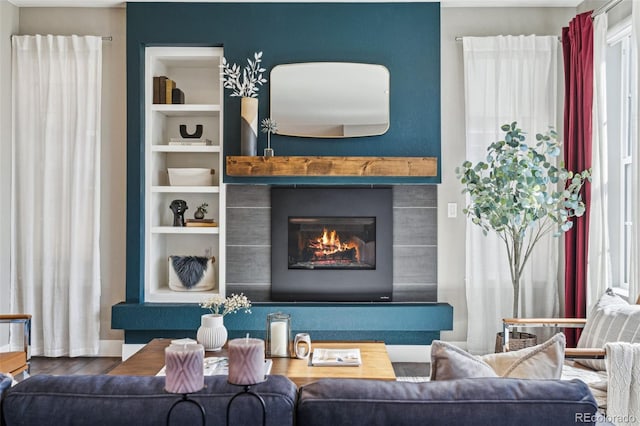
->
[126,1,441,303]
[121,3,447,342]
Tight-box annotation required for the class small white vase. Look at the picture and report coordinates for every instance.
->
[196,314,227,351]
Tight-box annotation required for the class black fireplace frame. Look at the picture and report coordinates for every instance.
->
[271,187,393,302]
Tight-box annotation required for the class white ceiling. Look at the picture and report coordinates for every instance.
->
[6,0,583,8]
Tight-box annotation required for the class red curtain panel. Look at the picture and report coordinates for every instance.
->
[562,11,593,347]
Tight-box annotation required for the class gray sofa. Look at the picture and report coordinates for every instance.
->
[1,374,607,426]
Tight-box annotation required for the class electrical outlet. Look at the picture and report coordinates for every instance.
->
[447,203,457,218]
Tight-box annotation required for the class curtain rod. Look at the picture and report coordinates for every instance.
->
[592,0,624,18]
[10,35,112,41]
[454,36,561,42]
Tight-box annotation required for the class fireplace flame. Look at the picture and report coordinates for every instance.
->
[309,228,359,262]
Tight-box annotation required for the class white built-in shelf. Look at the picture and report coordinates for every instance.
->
[151,186,220,193]
[151,226,220,234]
[151,104,220,116]
[145,45,225,304]
[151,145,221,153]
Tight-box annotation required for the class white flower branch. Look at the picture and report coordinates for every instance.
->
[220,51,268,98]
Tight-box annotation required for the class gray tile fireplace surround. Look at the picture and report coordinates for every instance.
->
[226,185,437,302]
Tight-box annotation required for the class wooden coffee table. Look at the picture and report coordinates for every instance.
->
[109,338,396,387]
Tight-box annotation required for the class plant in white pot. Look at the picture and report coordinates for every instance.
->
[198,293,252,351]
[457,122,591,324]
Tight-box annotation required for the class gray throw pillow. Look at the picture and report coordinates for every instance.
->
[577,289,640,371]
[430,333,566,381]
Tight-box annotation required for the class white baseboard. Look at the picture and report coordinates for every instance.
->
[98,340,123,357]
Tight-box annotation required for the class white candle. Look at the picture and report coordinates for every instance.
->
[228,337,265,385]
[270,321,288,357]
[164,343,204,394]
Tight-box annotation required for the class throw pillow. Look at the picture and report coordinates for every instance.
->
[430,340,498,381]
[577,289,640,371]
[430,333,566,381]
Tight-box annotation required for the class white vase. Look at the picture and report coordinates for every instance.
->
[196,314,227,351]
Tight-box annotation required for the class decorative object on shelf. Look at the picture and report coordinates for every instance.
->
[261,118,278,157]
[169,199,188,226]
[194,203,208,220]
[220,51,267,156]
[294,333,312,360]
[168,255,216,292]
[164,342,206,425]
[168,168,215,186]
[228,336,266,385]
[179,124,203,139]
[198,293,252,351]
[457,123,591,351]
[171,88,185,104]
[266,312,291,357]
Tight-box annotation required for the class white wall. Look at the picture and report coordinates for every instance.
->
[438,6,576,343]
[0,0,19,319]
[18,8,127,343]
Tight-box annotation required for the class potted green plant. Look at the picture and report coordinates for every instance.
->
[457,122,591,323]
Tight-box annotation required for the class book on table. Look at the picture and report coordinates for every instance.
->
[311,348,362,366]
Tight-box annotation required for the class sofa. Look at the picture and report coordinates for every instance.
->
[1,374,609,426]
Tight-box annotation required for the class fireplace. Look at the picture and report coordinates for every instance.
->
[271,187,392,302]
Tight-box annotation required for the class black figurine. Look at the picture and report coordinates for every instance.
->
[169,199,188,226]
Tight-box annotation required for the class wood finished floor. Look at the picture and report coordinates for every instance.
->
[20,357,428,381]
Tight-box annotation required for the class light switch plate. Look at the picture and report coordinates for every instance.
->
[447,203,457,218]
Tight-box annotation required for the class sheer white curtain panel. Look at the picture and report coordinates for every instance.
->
[587,14,613,311]
[11,35,102,356]
[462,35,559,354]
[630,1,640,304]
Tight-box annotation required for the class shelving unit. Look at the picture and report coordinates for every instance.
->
[144,46,225,303]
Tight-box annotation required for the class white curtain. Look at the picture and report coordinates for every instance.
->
[587,14,613,311]
[631,4,640,304]
[462,36,559,354]
[11,35,102,356]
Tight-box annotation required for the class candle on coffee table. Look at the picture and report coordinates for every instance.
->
[270,321,288,357]
[164,343,204,394]
[228,337,265,385]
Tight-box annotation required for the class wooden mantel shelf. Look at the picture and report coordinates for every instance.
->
[226,156,438,177]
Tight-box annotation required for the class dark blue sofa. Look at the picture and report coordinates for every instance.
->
[297,378,608,426]
[0,374,297,426]
[1,374,608,426]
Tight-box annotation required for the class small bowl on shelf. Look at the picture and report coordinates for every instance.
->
[168,168,215,186]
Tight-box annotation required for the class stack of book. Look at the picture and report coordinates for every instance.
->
[168,138,213,146]
[185,219,218,227]
[311,348,362,366]
[153,75,185,104]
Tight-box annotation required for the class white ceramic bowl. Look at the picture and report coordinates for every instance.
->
[168,168,215,186]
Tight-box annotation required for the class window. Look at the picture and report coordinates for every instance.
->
[606,18,636,293]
